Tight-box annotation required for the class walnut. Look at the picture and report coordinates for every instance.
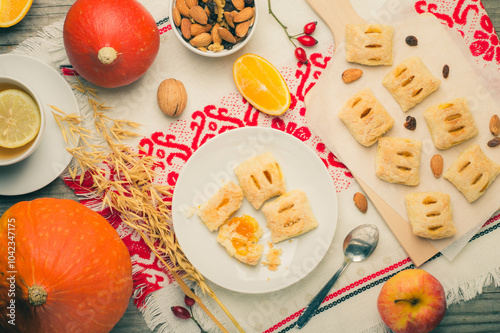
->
[157,79,187,117]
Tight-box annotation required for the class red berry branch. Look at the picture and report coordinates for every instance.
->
[268,0,318,64]
[171,292,207,332]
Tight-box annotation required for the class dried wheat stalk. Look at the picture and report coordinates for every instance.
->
[51,79,244,333]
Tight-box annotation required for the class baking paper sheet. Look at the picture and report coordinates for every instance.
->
[306,2,500,260]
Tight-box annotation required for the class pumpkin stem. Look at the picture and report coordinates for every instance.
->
[98,47,118,65]
[28,285,48,306]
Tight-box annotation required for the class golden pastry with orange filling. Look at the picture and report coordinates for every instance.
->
[217,215,264,265]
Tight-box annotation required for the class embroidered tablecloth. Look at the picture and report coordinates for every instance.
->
[12,0,500,332]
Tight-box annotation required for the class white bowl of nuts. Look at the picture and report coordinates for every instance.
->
[170,0,257,57]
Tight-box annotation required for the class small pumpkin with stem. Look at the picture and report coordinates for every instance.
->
[63,0,160,88]
[0,198,133,332]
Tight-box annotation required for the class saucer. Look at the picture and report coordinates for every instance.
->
[0,54,79,195]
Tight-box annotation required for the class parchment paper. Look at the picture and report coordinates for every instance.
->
[306,5,500,260]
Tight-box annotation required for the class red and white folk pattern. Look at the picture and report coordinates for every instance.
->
[64,0,500,309]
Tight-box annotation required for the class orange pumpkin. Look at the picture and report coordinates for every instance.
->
[0,198,133,333]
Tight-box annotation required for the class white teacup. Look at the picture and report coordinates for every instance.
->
[0,76,46,166]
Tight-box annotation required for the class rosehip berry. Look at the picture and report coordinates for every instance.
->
[304,21,317,35]
[171,306,191,319]
[297,35,318,47]
[184,295,196,307]
[294,47,308,64]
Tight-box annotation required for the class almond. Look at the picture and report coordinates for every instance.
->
[190,23,212,36]
[218,27,237,44]
[430,154,443,178]
[211,23,222,44]
[176,0,191,18]
[224,11,235,28]
[189,32,212,47]
[232,0,245,11]
[233,7,254,23]
[180,18,192,40]
[342,68,363,83]
[172,6,182,27]
[353,192,368,213]
[235,20,250,38]
[189,5,208,25]
[185,0,197,8]
[490,114,500,136]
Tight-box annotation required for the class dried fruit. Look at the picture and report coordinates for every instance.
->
[442,64,450,79]
[405,35,418,46]
[172,6,182,26]
[224,11,235,28]
[430,154,443,178]
[488,137,500,147]
[190,23,211,36]
[353,192,368,213]
[233,7,254,23]
[297,35,317,47]
[157,78,188,117]
[218,27,237,43]
[189,5,208,25]
[304,21,317,35]
[404,116,417,130]
[176,0,190,17]
[235,20,250,37]
[211,23,222,44]
[180,18,191,40]
[232,0,245,11]
[342,68,363,83]
[490,114,500,136]
[185,0,197,8]
[190,32,212,47]
[294,47,308,64]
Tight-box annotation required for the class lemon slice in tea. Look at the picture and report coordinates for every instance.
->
[0,89,41,149]
[233,53,291,116]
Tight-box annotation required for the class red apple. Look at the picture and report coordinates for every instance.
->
[377,269,446,333]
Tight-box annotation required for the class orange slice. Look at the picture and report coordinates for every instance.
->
[0,0,33,28]
[233,53,291,116]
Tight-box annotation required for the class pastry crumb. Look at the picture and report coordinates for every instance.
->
[262,246,283,271]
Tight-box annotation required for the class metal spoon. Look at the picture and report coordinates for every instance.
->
[296,224,379,329]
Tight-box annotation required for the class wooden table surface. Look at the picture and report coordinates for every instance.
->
[1,1,500,332]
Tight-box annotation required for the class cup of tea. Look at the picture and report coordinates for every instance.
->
[0,76,46,166]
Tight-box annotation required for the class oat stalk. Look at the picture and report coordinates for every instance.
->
[51,79,243,333]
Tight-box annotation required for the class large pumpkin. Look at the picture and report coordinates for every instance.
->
[0,198,133,333]
[63,0,160,88]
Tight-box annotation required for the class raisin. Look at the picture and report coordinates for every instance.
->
[442,64,450,79]
[244,0,254,6]
[487,137,500,147]
[404,116,417,130]
[405,35,418,46]
[224,2,235,11]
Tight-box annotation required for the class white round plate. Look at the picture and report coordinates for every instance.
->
[172,127,338,293]
[0,54,79,195]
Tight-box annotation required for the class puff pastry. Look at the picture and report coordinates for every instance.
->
[443,144,500,203]
[338,88,394,146]
[217,215,264,265]
[424,98,478,149]
[262,189,318,243]
[234,152,286,209]
[383,57,441,111]
[405,192,456,239]
[345,24,394,66]
[197,181,244,232]
[375,137,422,186]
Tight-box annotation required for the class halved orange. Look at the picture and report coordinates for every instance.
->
[233,53,291,116]
[0,0,33,28]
